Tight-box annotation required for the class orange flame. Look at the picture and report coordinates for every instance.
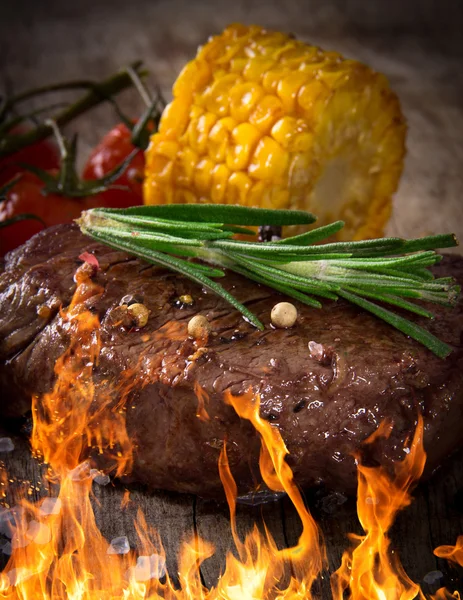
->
[432,536,463,600]
[1,265,461,599]
[331,417,427,600]
[435,536,463,567]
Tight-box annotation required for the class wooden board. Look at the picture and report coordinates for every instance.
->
[1,0,463,595]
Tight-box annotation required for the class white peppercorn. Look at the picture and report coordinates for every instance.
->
[188,315,211,338]
[127,303,150,328]
[271,302,298,328]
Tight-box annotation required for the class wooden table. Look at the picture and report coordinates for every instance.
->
[1,0,463,595]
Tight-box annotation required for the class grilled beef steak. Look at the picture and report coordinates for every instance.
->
[1,224,462,498]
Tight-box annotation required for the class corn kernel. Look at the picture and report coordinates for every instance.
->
[173,59,212,97]
[227,123,262,170]
[249,136,288,181]
[188,112,217,154]
[277,71,310,113]
[149,154,173,183]
[289,131,314,153]
[204,74,241,117]
[159,99,191,139]
[227,171,253,204]
[174,148,198,186]
[230,57,248,73]
[269,186,290,209]
[174,188,197,204]
[271,116,300,148]
[208,116,236,162]
[281,45,319,67]
[262,64,290,94]
[153,140,179,160]
[194,158,214,195]
[229,82,265,122]
[243,57,276,81]
[247,180,270,207]
[210,164,230,202]
[249,95,285,133]
[297,79,330,117]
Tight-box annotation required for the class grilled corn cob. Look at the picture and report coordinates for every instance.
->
[144,24,406,240]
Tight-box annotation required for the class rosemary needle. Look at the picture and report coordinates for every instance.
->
[78,205,460,359]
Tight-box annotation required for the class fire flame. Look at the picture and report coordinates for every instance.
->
[0,266,461,598]
[331,418,427,600]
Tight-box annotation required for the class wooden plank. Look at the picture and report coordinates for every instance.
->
[91,484,195,586]
[195,494,290,588]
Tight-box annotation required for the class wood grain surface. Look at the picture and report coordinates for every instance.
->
[1,0,463,595]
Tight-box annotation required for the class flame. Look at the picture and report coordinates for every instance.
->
[434,536,463,567]
[194,382,210,422]
[331,417,427,600]
[432,536,463,600]
[0,264,461,599]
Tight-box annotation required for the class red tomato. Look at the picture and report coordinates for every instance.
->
[83,123,144,209]
[0,172,100,255]
[0,129,60,188]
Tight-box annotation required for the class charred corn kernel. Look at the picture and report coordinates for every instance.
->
[145,24,406,240]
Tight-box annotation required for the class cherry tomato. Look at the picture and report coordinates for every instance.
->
[83,123,144,209]
[0,129,60,188]
[0,172,100,255]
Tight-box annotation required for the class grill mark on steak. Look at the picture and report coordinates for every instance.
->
[1,224,463,499]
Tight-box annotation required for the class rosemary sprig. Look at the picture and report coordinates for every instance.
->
[78,205,460,359]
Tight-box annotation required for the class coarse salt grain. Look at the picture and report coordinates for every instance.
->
[131,554,167,582]
[90,469,111,486]
[39,497,62,516]
[107,536,130,555]
[0,438,14,453]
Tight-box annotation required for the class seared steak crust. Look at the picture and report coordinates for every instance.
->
[1,224,463,497]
